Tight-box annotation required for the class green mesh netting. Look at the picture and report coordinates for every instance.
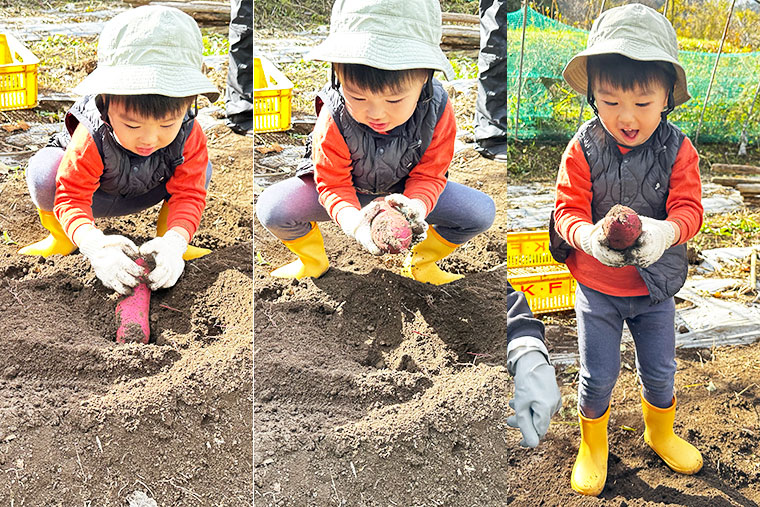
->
[507,7,760,144]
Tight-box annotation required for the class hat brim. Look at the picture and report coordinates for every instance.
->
[563,38,690,107]
[306,32,455,81]
[73,65,220,102]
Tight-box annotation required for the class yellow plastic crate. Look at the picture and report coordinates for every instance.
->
[508,265,577,314]
[507,230,560,268]
[0,33,39,111]
[254,57,293,133]
[507,230,577,313]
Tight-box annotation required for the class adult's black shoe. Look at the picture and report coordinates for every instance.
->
[227,114,253,137]
[475,141,507,162]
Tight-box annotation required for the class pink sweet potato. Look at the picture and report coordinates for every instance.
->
[602,204,642,251]
[370,202,412,254]
[115,257,151,344]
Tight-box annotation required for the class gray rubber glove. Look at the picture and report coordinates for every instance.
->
[138,230,187,290]
[78,228,142,295]
[507,350,562,447]
[628,216,677,268]
[577,222,626,267]
[384,193,428,245]
[337,204,383,255]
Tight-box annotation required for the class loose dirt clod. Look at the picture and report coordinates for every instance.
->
[370,202,412,254]
[602,204,642,250]
[115,258,151,344]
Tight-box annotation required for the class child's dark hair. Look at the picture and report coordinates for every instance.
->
[333,63,432,95]
[587,54,676,94]
[587,54,676,113]
[100,94,196,119]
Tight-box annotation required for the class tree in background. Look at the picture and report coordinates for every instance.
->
[511,0,759,50]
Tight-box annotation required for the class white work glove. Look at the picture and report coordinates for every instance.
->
[628,216,677,268]
[577,222,626,267]
[384,194,428,245]
[337,204,383,255]
[78,228,142,295]
[507,350,562,448]
[139,230,188,290]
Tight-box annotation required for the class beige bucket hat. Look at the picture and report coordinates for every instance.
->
[305,0,455,80]
[562,3,690,106]
[73,6,219,101]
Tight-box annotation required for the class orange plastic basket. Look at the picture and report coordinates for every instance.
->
[0,33,39,111]
[254,57,293,133]
[507,230,577,313]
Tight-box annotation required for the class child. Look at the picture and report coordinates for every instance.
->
[255,0,496,285]
[549,4,704,496]
[19,6,219,295]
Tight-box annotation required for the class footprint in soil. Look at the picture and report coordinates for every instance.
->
[3,264,29,279]
[255,286,281,301]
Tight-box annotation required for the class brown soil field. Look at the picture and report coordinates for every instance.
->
[255,134,760,506]
[0,116,253,504]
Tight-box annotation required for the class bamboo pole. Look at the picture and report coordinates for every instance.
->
[514,0,528,140]
[695,0,736,145]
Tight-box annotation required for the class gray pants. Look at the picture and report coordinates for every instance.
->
[226,0,253,131]
[256,175,495,245]
[575,282,677,419]
[474,0,507,144]
[26,146,212,216]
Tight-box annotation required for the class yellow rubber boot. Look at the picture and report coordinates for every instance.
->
[400,227,463,285]
[18,209,77,257]
[270,223,329,279]
[571,405,610,496]
[156,202,211,261]
[641,393,703,475]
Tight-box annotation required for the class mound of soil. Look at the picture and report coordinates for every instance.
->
[0,122,253,504]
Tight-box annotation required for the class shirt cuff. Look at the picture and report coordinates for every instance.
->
[506,336,550,375]
[67,218,95,244]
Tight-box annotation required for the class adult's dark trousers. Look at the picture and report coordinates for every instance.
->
[474,0,507,145]
[227,0,253,132]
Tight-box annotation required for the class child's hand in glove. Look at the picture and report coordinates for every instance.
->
[337,203,384,255]
[384,193,428,245]
[629,217,677,268]
[139,230,188,290]
[576,222,626,267]
[77,228,143,295]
